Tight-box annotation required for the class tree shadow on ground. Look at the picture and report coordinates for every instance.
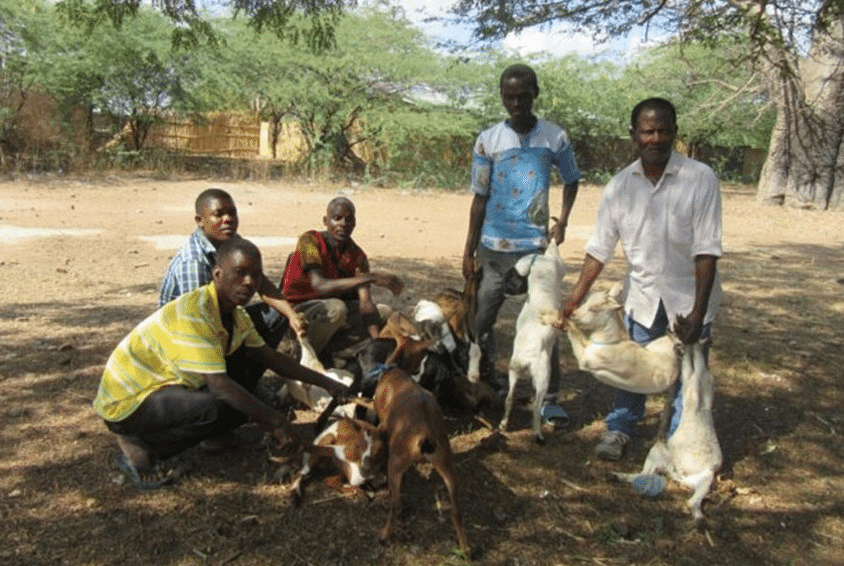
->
[2,240,843,565]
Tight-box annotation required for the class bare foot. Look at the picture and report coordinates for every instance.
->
[115,434,151,469]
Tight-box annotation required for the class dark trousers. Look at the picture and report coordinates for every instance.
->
[105,304,289,462]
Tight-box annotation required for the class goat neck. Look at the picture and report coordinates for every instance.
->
[587,309,629,344]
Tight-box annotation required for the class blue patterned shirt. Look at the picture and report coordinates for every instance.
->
[159,228,217,307]
[472,119,580,252]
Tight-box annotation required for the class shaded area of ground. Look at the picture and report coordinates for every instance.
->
[1,177,842,565]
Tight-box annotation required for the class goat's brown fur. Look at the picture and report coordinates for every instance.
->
[373,339,470,553]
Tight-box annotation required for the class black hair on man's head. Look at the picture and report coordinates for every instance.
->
[630,98,677,131]
[326,196,355,215]
[499,63,539,94]
[215,237,260,267]
[195,188,234,215]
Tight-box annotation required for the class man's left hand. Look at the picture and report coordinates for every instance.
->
[673,312,704,344]
[549,217,566,244]
[289,313,308,337]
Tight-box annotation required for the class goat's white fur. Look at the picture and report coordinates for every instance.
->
[467,341,482,384]
[289,418,381,499]
[566,283,680,394]
[278,335,355,417]
[500,244,566,443]
[615,341,722,520]
[412,299,458,354]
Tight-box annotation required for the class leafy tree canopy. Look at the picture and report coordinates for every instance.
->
[54,0,351,50]
[453,0,837,57]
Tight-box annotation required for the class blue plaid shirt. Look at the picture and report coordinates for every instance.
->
[158,228,217,307]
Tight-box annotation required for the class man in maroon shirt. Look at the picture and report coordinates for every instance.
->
[282,197,403,363]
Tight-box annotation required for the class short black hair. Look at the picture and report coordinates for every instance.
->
[215,237,261,267]
[500,63,539,94]
[630,98,677,131]
[195,188,234,215]
[326,196,355,215]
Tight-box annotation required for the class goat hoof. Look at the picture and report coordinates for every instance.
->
[534,435,546,446]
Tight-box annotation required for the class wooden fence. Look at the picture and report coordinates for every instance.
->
[145,114,319,163]
[145,114,262,158]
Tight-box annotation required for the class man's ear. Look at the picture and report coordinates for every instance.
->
[195,214,203,226]
[212,264,222,281]
[534,86,540,98]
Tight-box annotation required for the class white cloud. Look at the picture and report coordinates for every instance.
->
[502,27,603,57]
[364,0,655,61]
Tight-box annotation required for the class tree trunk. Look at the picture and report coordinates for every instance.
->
[756,18,844,210]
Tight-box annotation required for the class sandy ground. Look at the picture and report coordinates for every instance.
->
[1,173,843,565]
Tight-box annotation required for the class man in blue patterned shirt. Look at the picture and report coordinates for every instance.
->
[462,64,580,422]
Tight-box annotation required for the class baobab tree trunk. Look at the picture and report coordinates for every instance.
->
[757,17,844,210]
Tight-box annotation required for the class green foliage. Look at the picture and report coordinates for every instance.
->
[624,40,776,150]
[534,55,637,181]
[1,0,775,184]
[208,8,484,177]
[370,106,478,189]
[54,0,350,51]
[0,0,50,152]
[38,8,206,150]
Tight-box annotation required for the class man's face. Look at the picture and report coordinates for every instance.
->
[213,249,262,308]
[632,108,677,169]
[323,201,356,245]
[500,76,537,124]
[196,197,238,246]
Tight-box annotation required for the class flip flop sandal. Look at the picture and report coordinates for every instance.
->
[113,453,173,491]
[540,403,570,429]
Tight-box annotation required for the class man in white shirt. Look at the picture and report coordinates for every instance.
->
[556,97,722,460]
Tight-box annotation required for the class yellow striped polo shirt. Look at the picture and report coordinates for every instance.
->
[93,283,265,422]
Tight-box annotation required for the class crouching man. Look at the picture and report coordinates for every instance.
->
[93,238,346,489]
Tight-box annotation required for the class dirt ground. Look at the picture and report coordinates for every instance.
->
[1,173,843,566]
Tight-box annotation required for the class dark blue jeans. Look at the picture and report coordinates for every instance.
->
[604,302,711,438]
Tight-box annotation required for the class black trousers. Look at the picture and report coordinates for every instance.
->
[105,303,289,462]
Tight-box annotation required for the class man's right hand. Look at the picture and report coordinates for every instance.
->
[462,253,475,281]
[553,297,578,330]
[269,419,298,451]
[289,313,308,337]
[373,272,404,296]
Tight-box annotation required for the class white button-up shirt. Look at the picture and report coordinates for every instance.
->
[585,151,723,327]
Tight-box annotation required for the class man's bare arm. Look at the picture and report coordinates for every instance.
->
[462,194,487,279]
[551,180,579,244]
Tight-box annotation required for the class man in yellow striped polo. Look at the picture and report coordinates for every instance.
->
[94,238,346,489]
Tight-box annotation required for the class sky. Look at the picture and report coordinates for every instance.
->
[388,0,653,62]
[192,0,655,62]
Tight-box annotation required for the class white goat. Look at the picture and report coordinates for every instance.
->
[566,283,680,394]
[278,335,355,416]
[500,244,566,444]
[413,299,459,355]
[615,341,722,520]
